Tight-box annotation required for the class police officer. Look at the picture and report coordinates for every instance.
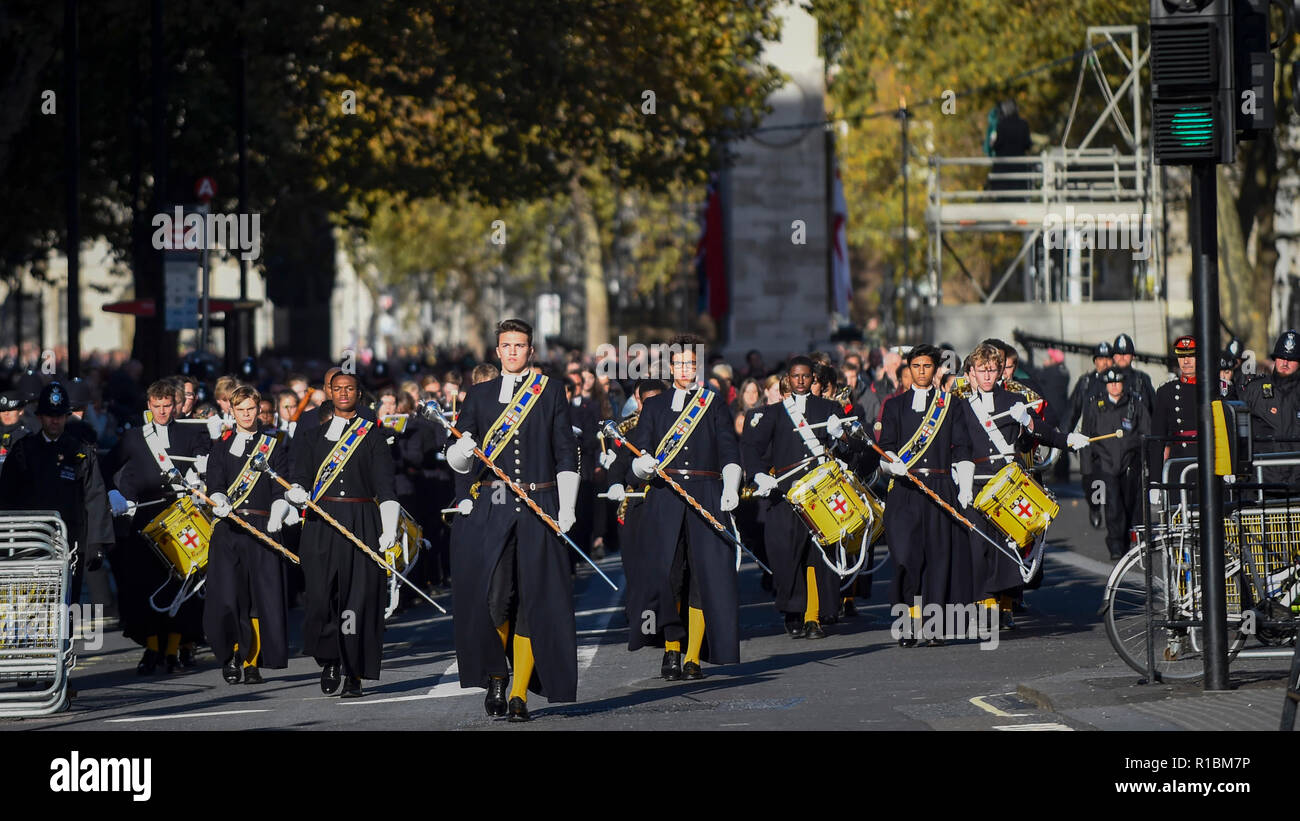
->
[0,382,115,605]
[1080,369,1149,560]
[1110,334,1155,414]
[0,390,34,470]
[1149,335,1198,484]
[1240,329,1300,490]
[1218,350,1239,401]
[1069,342,1113,529]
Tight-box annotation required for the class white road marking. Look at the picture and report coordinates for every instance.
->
[1047,549,1116,579]
[969,693,1021,718]
[994,722,1073,731]
[106,709,270,723]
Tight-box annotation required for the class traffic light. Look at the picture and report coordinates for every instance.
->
[1234,0,1275,139]
[1150,0,1236,164]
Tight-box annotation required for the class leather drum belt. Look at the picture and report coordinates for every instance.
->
[485,480,555,491]
[318,496,375,503]
[663,469,721,478]
[235,508,270,517]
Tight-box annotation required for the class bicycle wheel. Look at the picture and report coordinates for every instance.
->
[1104,544,1246,682]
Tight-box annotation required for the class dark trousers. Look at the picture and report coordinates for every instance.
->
[1101,467,1141,558]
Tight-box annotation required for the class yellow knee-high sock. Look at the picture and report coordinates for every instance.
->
[165,633,181,656]
[684,607,705,665]
[664,640,681,652]
[242,619,261,667]
[509,634,534,701]
[146,636,159,652]
[804,566,820,625]
[496,620,510,651]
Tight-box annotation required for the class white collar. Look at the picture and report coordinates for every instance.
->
[670,383,699,412]
[498,371,528,403]
[230,427,256,456]
[791,391,809,413]
[324,415,348,442]
[41,431,57,443]
[910,385,930,413]
[151,421,171,449]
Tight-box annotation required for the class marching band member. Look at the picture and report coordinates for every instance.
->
[446,319,580,722]
[285,370,399,698]
[952,344,1089,627]
[877,345,972,647]
[202,385,293,685]
[741,356,867,639]
[621,335,743,680]
[605,379,671,669]
[108,380,211,674]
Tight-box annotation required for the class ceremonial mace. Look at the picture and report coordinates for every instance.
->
[597,420,771,574]
[416,400,619,591]
[249,453,448,613]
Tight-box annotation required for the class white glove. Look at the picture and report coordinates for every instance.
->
[195,454,209,473]
[378,500,401,551]
[1067,432,1091,451]
[285,484,310,508]
[720,463,742,512]
[455,498,474,516]
[598,450,617,470]
[267,499,292,534]
[205,415,225,439]
[826,414,845,439]
[446,433,478,474]
[108,490,130,517]
[753,472,780,498]
[1009,402,1033,428]
[209,492,232,518]
[605,483,626,502]
[631,453,659,481]
[557,470,579,533]
[953,461,975,508]
[1148,488,1162,506]
[881,451,908,476]
[184,468,202,488]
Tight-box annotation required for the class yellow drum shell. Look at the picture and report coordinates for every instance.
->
[784,460,884,551]
[972,462,1058,549]
[142,496,213,577]
[384,508,423,576]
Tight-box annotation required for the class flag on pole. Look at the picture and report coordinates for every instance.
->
[831,159,851,317]
[695,173,727,322]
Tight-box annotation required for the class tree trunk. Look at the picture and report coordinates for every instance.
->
[1217,166,1269,356]
[570,174,608,353]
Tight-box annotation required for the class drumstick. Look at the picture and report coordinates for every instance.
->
[598,420,772,574]
[249,454,448,613]
[1088,430,1125,442]
[986,398,1045,423]
[597,490,646,500]
[167,469,300,565]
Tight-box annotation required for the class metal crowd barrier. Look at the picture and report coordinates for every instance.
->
[0,512,75,717]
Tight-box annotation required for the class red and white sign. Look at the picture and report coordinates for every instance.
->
[195,177,218,202]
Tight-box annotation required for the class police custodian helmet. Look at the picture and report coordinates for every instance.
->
[36,382,71,416]
[1273,329,1300,362]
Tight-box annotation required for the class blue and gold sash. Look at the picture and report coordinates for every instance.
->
[653,387,716,468]
[311,418,372,502]
[226,432,280,508]
[482,373,548,461]
[898,388,950,468]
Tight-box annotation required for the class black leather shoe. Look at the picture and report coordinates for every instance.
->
[179,645,197,668]
[137,649,161,675]
[682,661,704,680]
[926,638,946,647]
[320,662,342,695]
[222,656,242,685]
[242,665,264,685]
[898,637,918,648]
[340,676,363,698]
[1000,613,1016,631]
[484,676,508,717]
[786,615,805,639]
[661,650,682,681]
[1089,509,1103,530]
[803,621,826,640]
[506,696,531,722]
[841,599,859,618]
[164,654,181,674]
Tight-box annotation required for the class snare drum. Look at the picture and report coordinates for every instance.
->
[972,462,1058,550]
[784,460,884,550]
[142,497,213,578]
[383,507,423,576]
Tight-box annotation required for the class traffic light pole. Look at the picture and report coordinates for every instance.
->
[1190,161,1230,691]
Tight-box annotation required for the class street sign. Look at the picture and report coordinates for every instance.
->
[164,255,199,331]
[195,176,217,203]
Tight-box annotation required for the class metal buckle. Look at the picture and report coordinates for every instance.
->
[528,482,537,491]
